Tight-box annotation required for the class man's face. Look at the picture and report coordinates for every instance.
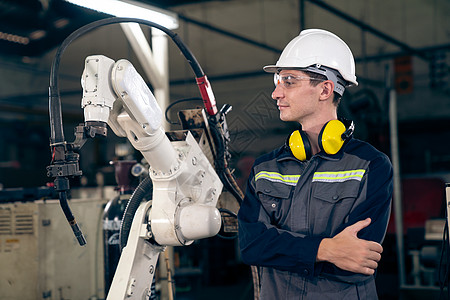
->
[271,69,324,123]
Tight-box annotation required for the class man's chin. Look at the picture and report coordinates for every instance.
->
[280,113,293,122]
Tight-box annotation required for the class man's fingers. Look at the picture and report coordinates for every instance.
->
[346,218,371,236]
[367,250,382,263]
[326,219,385,275]
[367,241,383,254]
[361,267,376,276]
[364,259,378,270]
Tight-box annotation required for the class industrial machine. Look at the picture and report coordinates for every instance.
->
[46,17,244,300]
[0,192,110,300]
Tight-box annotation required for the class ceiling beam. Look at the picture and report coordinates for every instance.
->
[306,0,429,61]
[178,14,281,53]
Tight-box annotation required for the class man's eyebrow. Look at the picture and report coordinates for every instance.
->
[280,73,303,77]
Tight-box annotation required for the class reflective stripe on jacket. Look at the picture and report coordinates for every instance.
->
[238,138,393,299]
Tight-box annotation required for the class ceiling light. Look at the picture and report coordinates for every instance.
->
[54,18,70,29]
[0,32,29,45]
[64,0,179,30]
[29,30,47,40]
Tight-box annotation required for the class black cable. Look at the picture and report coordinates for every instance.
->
[58,190,86,246]
[58,190,75,223]
[217,208,238,240]
[119,175,153,251]
[116,176,156,299]
[47,17,206,247]
[49,17,205,146]
[164,97,203,125]
[166,97,245,206]
[208,119,244,204]
[48,16,245,248]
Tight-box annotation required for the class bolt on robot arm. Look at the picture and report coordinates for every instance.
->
[81,55,223,299]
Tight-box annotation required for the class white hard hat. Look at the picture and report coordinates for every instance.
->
[264,29,358,95]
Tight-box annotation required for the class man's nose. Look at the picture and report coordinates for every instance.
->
[271,84,284,100]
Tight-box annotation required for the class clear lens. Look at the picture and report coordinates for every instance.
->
[274,73,323,88]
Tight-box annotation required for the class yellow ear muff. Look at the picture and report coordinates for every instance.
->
[318,119,346,155]
[288,130,311,161]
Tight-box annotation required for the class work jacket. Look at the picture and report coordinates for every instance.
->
[238,137,393,299]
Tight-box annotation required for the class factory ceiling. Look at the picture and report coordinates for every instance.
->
[0,0,215,57]
[1,0,448,62]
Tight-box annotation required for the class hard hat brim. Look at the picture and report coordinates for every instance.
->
[263,65,278,73]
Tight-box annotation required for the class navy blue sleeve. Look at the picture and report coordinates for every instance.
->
[344,153,393,242]
[238,169,323,278]
[318,153,394,280]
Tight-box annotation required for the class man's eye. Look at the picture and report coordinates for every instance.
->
[283,78,295,86]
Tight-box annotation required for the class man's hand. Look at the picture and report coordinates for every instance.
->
[316,218,383,275]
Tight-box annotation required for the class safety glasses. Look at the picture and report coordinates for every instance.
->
[274,73,324,89]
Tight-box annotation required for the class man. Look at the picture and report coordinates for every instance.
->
[237,29,393,299]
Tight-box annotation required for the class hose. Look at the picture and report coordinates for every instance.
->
[58,190,86,246]
[119,175,153,251]
[48,16,241,243]
[49,17,205,147]
[164,97,203,125]
[208,119,244,204]
[217,208,238,240]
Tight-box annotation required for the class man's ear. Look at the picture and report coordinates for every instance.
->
[319,80,335,100]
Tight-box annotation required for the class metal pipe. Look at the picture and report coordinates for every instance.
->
[387,65,406,287]
[355,43,450,62]
[299,0,305,31]
[120,23,165,89]
[152,27,170,131]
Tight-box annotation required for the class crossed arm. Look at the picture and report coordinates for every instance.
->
[316,218,383,275]
[238,156,393,278]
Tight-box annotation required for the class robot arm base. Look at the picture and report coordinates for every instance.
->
[107,201,163,300]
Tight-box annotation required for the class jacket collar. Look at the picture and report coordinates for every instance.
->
[277,136,354,163]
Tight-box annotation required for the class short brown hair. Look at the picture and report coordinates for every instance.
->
[304,70,342,106]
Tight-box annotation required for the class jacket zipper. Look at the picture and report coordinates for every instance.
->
[304,157,318,236]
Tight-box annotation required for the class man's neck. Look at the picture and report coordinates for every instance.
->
[300,114,338,155]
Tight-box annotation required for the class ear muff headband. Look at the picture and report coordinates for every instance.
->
[288,119,354,161]
[288,130,311,161]
[318,119,347,155]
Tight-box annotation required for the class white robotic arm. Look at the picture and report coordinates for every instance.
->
[81,55,223,299]
[46,17,246,300]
